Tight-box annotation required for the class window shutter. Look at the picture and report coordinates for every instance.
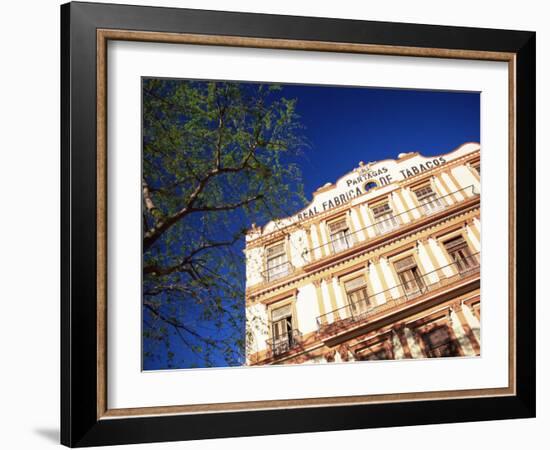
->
[394,255,416,272]
[372,203,392,217]
[443,236,467,252]
[414,185,435,199]
[271,304,292,321]
[426,327,451,347]
[328,219,348,234]
[344,276,366,292]
[266,242,285,258]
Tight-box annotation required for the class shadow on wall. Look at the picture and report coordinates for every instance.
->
[33,428,59,444]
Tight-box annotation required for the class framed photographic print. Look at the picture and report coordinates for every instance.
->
[61,1,536,447]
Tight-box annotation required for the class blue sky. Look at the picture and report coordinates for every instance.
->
[143,81,480,370]
[280,84,480,202]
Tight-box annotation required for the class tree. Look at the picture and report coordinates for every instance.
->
[142,79,307,369]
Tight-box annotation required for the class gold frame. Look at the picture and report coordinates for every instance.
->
[96,29,516,420]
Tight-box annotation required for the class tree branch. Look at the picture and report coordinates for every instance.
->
[143,167,261,251]
[143,284,194,297]
[215,105,226,169]
[191,194,263,213]
[143,302,225,350]
[142,177,158,215]
[143,234,242,276]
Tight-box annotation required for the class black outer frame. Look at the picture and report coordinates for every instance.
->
[61,1,536,447]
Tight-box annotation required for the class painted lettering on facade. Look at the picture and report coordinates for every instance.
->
[294,156,446,222]
[296,187,363,221]
[398,156,446,179]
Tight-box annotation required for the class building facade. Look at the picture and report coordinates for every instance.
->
[244,143,481,365]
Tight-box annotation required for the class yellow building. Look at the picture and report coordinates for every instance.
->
[244,143,481,365]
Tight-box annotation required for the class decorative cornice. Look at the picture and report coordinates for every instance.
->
[245,150,480,248]
[246,204,480,304]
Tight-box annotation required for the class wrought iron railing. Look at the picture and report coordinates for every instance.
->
[266,329,303,358]
[261,261,295,283]
[373,213,402,236]
[418,196,446,216]
[316,253,480,332]
[329,233,357,253]
[305,185,478,262]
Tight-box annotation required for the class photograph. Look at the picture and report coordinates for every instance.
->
[55,1,536,447]
[141,78,481,370]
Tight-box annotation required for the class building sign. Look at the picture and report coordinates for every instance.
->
[294,155,447,222]
[295,187,364,221]
[398,156,446,179]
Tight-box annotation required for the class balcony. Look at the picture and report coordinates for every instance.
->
[418,196,446,216]
[305,185,478,263]
[330,233,357,253]
[316,253,480,335]
[262,261,295,283]
[374,214,402,236]
[266,329,303,358]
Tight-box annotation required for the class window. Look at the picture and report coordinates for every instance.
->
[443,236,478,273]
[363,347,390,361]
[394,255,425,297]
[422,326,460,358]
[328,218,353,253]
[372,202,399,234]
[472,162,481,176]
[414,185,444,215]
[265,241,289,281]
[364,181,378,192]
[358,340,393,361]
[344,276,371,316]
[271,304,294,356]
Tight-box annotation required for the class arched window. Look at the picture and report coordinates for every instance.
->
[364,181,378,192]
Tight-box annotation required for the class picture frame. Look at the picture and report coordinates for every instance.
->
[60,1,535,447]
